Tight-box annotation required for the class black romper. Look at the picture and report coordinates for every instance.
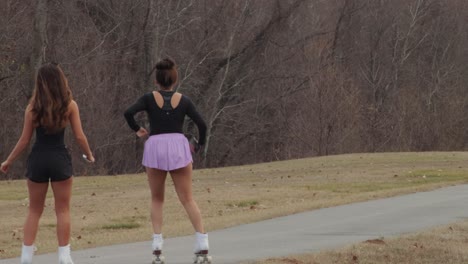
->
[26,127,73,183]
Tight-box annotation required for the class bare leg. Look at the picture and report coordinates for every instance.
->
[23,180,48,246]
[51,177,73,246]
[146,167,167,234]
[170,163,205,233]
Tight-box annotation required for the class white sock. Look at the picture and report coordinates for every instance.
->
[195,232,209,253]
[21,244,34,264]
[152,234,163,251]
[58,244,71,257]
[58,244,75,264]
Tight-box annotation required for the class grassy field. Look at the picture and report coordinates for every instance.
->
[248,220,468,264]
[0,152,467,259]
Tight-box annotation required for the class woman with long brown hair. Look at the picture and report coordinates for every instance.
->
[1,63,94,264]
[124,58,211,264]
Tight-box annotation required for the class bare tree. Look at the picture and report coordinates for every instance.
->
[29,0,48,94]
[2,0,468,179]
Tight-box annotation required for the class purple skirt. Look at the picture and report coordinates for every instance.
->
[142,133,193,171]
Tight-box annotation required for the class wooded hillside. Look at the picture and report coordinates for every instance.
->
[1,0,467,178]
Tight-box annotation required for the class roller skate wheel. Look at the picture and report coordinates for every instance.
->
[193,255,203,264]
[152,255,165,264]
[206,255,212,263]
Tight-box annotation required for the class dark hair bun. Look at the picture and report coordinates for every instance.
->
[156,58,175,70]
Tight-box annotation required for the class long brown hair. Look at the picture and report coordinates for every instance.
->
[30,63,72,133]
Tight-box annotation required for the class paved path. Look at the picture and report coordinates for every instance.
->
[2,184,468,264]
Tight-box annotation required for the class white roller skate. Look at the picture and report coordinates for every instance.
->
[152,234,165,264]
[58,244,74,264]
[58,254,74,264]
[20,244,36,264]
[193,232,212,264]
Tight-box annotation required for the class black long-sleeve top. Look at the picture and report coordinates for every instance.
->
[124,92,207,145]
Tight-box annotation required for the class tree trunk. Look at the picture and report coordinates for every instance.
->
[29,0,48,95]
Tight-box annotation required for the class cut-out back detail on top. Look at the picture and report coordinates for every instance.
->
[153,91,182,110]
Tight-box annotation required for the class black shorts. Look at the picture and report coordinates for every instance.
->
[26,148,73,183]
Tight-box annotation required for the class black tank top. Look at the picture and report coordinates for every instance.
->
[32,127,66,151]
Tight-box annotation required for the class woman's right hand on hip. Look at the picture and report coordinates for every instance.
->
[136,127,149,138]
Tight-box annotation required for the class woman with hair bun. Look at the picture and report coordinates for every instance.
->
[124,58,211,263]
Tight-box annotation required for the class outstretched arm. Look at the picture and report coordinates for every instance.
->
[69,100,94,162]
[1,105,35,173]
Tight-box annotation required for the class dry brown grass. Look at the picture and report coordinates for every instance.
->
[0,152,467,259]
[249,220,468,264]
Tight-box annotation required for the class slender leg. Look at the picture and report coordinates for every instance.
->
[51,177,73,246]
[170,163,205,233]
[23,180,49,246]
[146,167,167,234]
